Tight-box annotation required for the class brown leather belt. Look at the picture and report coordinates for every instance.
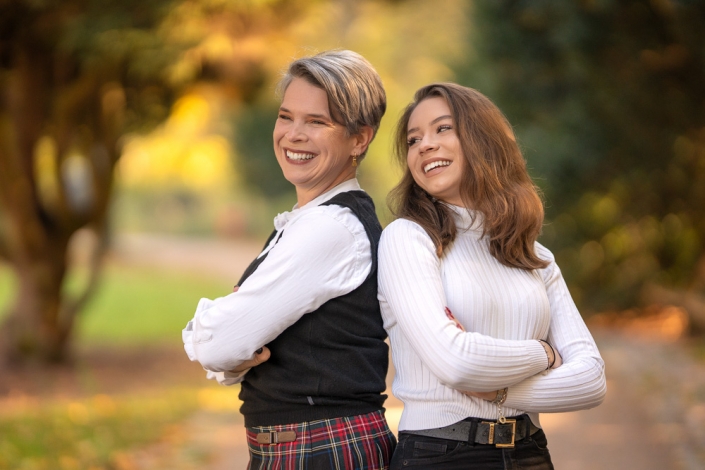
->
[256,431,297,444]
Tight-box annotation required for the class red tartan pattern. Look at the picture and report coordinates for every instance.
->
[246,410,396,470]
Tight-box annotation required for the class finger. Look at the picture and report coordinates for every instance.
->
[253,346,271,365]
[445,307,465,331]
[233,286,240,293]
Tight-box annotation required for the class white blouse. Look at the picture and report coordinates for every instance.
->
[183,179,372,384]
[378,206,606,431]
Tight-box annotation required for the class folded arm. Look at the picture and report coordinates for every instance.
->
[500,244,607,413]
[378,220,549,392]
[184,207,370,374]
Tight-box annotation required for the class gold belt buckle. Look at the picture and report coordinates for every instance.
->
[495,419,516,448]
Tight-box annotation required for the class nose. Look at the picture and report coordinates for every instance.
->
[419,135,439,154]
[285,121,307,142]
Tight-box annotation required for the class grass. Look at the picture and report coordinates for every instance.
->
[75,263,230,347]
[0,261,231,346]
[0,260,242,469]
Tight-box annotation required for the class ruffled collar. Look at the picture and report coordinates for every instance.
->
[273,179,362,230]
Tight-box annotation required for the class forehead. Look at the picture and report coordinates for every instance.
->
[281,77,330,116]
[408,97,452,129]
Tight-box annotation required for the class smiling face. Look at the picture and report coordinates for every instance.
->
[273,77,368,206]
[406,97,465,206]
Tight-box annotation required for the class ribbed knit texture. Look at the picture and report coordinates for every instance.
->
[378,206,606,431]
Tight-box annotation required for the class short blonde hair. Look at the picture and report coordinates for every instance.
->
[277,50,386,158]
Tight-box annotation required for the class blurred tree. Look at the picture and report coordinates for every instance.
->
[0,0,313,364]
[0,0,177,364]
[462,0,705,326]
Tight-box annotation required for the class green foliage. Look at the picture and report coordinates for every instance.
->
[463,0,705,312]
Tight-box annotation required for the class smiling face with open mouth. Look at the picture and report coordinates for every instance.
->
[273,77,365,206]
[406,96,465,206]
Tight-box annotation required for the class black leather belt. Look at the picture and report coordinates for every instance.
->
[406,415,539,449]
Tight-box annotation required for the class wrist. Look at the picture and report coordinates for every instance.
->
[491,387,508,405]
[538,340,556,370]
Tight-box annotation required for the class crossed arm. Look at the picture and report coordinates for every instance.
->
[182,207,371,383]
[378,219,606,413]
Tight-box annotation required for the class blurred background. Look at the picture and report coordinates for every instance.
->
[1,0,704,468]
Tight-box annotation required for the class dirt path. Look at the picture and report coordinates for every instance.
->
[113,234,705,469]
[155,332,704,470]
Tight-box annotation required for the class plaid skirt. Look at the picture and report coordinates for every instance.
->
[245,410,397,470]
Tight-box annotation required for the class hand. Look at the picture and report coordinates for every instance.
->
[461,390,497,401]
[553,347,563,368]
[445,307,465,331]
[540,340,563,369]
[230,346,271,373]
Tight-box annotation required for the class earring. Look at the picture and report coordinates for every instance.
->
[352,154,358,167]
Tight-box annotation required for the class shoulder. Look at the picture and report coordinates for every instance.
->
[380,218,434,251]
[534,242,556,263]
[534,241,560,280]
[286,204,367,246]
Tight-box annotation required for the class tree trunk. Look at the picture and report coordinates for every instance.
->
[0,34,119,367]
[2,243,69,363]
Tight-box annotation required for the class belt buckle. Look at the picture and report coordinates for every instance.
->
[482,419,516,448]
[495,419,516,448]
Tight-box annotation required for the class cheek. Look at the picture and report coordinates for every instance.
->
[406,150,416,170]
[272,128,283,146]
[408,151,424,176]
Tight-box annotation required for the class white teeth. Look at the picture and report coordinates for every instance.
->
[287,150,315,161]
[424,160,451,174]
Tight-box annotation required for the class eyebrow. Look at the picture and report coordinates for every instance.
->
[407,114,453,135]
[279,106,331,120]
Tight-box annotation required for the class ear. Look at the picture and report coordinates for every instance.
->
[351,125,374,155]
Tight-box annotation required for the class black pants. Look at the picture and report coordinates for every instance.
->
[390,428,554,470]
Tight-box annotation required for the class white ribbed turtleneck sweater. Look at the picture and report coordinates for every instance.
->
[378,206,606,431]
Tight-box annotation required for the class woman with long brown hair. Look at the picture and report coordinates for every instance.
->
[378,83,606,469]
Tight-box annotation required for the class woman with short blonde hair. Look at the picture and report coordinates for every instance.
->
[184,50,395,469]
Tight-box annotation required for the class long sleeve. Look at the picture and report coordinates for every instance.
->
[186,205,371,373]
[503,244,607,413]
[378,219,547,392]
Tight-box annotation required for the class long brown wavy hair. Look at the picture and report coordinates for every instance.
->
[388,83,548,270]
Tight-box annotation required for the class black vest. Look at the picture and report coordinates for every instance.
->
[236,191,388,427]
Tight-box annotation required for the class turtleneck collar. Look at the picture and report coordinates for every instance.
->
[444,203,484,234]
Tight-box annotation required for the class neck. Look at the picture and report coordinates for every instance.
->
[295,172,356,207]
